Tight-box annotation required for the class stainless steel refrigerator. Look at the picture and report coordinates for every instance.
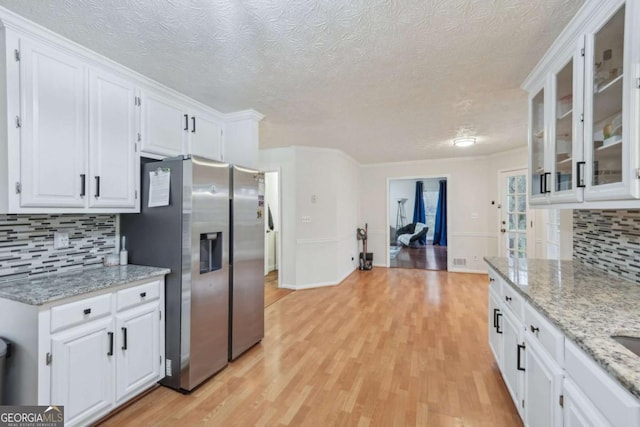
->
[229,165,265,360]
[121,156,230,392]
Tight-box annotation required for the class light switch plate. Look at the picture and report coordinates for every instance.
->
[53,232,70,249]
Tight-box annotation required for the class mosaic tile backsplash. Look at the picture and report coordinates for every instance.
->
[0,214,117,280]
[573,209,640,284]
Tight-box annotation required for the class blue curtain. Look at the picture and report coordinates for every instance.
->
[412,181,426,245]
[433,180,447,246]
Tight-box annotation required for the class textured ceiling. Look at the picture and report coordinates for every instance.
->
[0,0,583,163]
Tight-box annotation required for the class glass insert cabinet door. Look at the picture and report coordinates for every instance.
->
[587,5,625,189]
[554,59,574,193]
[530,88,546,200]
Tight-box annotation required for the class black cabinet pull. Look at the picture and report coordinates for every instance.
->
[107,332,114,356]
[496,313,503,334]
[489,277,495,282]
[184,114,189,131]
[576,161,586,188]
[530,325,539,334]
[191,116,196,133]
[83,308,91,315]
[140,292,147,298]
[505,296,512,302]
[95,176,100,198]
[122,327,128,350]
[544,172,551,193]
[80,174,86,197]
[493,308,500,328]
[539,173,545,194]
[517,343,526,371]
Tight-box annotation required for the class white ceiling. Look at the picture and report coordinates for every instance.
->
[0,0,583,163]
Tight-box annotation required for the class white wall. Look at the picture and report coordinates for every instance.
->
[361,157,491,273]
[261,145,529,287]
[260,146,360,289]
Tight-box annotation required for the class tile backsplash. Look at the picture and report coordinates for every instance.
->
[0,214,116,280]
[573,209,640,284]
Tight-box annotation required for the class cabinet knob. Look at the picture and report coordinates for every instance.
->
[140,292,147,298]
[83,308,91,315]
[505,296,512,302]
[530,325,539,334]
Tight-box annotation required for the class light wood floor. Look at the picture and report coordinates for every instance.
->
[264,270,293,307]
[99,268,521,427]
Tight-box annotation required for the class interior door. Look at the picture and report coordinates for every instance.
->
[499,169,536,258]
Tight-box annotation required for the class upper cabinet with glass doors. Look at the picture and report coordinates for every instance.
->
[523,0,640,208]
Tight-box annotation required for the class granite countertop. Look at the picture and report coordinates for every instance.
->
[485,256,640,399]
[0,265,170,306]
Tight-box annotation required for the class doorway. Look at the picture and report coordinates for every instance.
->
[388,177,448,270]
[498,169,535,258]
[263,171,290,306]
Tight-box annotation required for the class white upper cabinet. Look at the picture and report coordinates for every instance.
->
[140,88,187,158]
[186,108,223,161]
[0,9,262,213]
[523,0,640,208]
[19,37,87,208]
[89,69,139,209]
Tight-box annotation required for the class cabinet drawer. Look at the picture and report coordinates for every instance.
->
[488,269,501,294]
[501,284,524,322]
[51,293,112,333]
[565,339,640,427]
[524,303,564,365]
[116,280,160,312]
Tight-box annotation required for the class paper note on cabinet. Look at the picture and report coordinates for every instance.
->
[148,169,171,207]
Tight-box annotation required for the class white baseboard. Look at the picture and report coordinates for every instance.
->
[280,267,356,290]
[448,267,488,274]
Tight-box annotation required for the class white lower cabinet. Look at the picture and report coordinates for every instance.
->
[48,280,163,426]
[0,277,165,427]
[487,266,640,427]
[115,301,160,403]
[523,337,563,427]
[563,378,611,427]
[502,309,525,416]
[50,316,113,426]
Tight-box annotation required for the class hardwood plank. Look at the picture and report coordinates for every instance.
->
[264,270,293,307]
[98,268,522,427]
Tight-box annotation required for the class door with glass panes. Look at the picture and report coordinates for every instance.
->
[500,170,536,258]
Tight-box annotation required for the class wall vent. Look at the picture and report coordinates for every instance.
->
[453,258,467,266]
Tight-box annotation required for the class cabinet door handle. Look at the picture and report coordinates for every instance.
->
[576,161,586,188]
[107,332,114,356]
[496,313,503,334]
[539,173,545,194]
[184,114,189,131]
[95,176,100,198]
[191,116,196,133]
[544,172,551,193]
[80,174,86,197]
[122,327,128,350]
[493,308,500,328]
[517,343,526,371]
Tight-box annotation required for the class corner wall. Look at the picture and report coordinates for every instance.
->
[260,146,360,289]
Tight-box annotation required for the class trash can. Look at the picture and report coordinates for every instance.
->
[0,338,6,405]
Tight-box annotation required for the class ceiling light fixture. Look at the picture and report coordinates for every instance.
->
[453,137,476,147]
